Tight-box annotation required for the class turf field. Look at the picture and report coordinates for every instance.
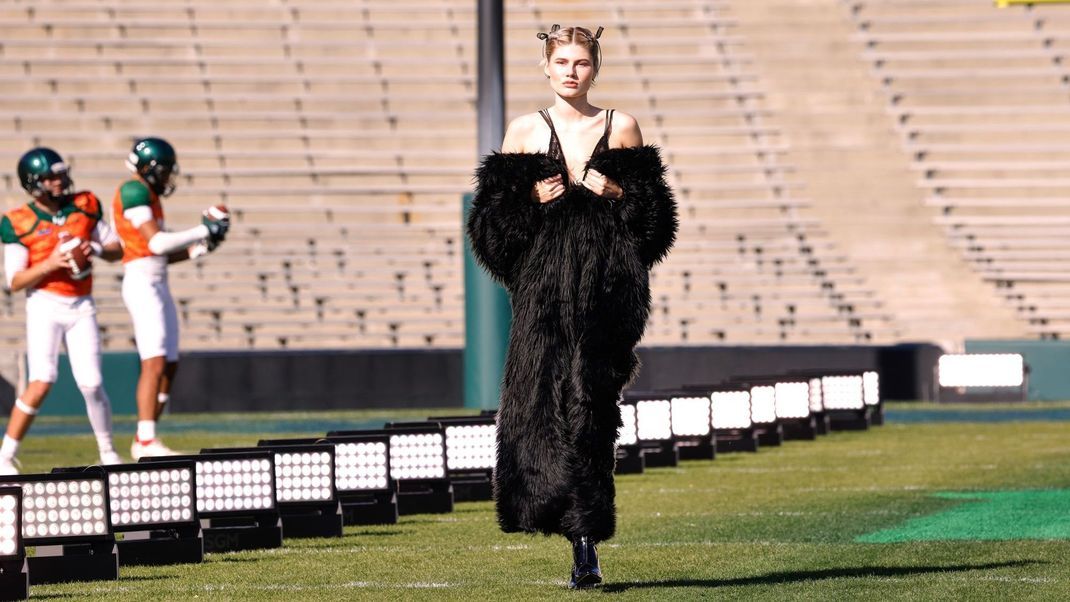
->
[16,402,1070,600]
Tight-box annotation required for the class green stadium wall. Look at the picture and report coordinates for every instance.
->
[966,340,1070,401]
[0,343,943,415]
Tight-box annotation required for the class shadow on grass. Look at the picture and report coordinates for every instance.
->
[117,574,177,581]
[345,530,407,538]
[213,556,260,564]
[601,560,1043,593]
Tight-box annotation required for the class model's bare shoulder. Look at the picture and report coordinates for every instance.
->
[501,113,544,153]
[611,111,644,148]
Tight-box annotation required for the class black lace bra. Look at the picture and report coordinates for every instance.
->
[538,108,615,185]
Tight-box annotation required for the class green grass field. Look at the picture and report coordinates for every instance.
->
[14,403,1070,600]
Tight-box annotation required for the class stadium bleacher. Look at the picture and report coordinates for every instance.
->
[847,0,1070,340]
[0,0,899,354]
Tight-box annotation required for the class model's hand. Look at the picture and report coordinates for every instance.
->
[531,174,566,204]
[45,243,68,272]
[582,169,623,200]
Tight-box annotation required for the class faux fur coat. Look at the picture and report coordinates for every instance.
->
[466,146,678,541]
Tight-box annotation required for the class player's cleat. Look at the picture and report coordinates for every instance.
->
[99,450,123,466]
[568,536,603,589]
[131,438,180,461]
[0,457,20,476]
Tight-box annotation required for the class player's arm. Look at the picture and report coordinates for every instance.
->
[121,181,224,256]
[166,249,191,264]
[90,218,123,262]
[2,217,64,292]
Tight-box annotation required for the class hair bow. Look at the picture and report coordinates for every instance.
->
[536,24,561,41]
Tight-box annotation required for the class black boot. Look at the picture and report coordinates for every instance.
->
[569,536,603,589]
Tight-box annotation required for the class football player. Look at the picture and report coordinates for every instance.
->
[113,137,229,460]
[0,147,125,474]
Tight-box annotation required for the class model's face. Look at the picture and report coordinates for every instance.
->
[41,173,66,197]
[544,43,596,97]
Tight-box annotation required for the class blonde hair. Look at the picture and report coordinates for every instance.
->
[538,25,604,77]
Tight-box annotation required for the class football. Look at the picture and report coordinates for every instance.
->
[57,234,92,280]
[203,205,230,223]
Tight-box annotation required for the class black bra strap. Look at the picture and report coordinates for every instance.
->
[604,109,615,138]
[538,109,555,132]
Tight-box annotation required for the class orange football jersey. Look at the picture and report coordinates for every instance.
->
[0,192,102,297]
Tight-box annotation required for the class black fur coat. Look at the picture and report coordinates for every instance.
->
[466,146,678,542]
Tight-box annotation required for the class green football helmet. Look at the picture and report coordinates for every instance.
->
[17,147,73,201]
[126,137,179,197]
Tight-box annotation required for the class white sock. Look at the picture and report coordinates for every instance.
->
[0,435,19,461]
[96,434,116,454]
[78,384,115,453]
[137,420,156,443]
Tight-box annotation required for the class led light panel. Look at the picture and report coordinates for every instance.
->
[774,382,811,420]
[808,378,825,413]
[636,399,673,441]
[749,386,777,424]
[5,477,110,542]
[822,375,865,410]
[108,466,194,528]
[275,450,334,503]
[863,371,880,406]
[335,441,390,492]
[196,458,275,514]
[617,404,639,446]
[670,396,711,437]
[0,488,19,558]
[444,424,496,471]
[389,433,446,480]
[938,354,1025,388]
[710,391,752,430]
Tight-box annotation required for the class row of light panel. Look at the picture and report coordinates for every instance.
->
[670,397,712,437]
[0,475,111,544]
[636,399,673,441]
[821,375,865,410]
[619,371,883,444]
[195,458,275,514]
[618,405,639,446]
[749,386,778,425]
[711,391,752,430]
[334,440,390,492]
[937,354,1025,388]
[774,382,811,420]
[388,433,447,480]
[443,424,496,471]
[201,446,339,506]
[108,465,194,528]
[0,487,20,558]
[275,450,334,503]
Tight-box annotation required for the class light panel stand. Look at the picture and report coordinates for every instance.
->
[202,512,283,553]
[116,525,204,566]
[714,428,760,453]
[0,558,28,600]
[614,445,644,475]
[28,541,118,585]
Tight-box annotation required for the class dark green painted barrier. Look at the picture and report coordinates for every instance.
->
[44,351,141,416]
[462,192,511,410]
[966,340,1070,401]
